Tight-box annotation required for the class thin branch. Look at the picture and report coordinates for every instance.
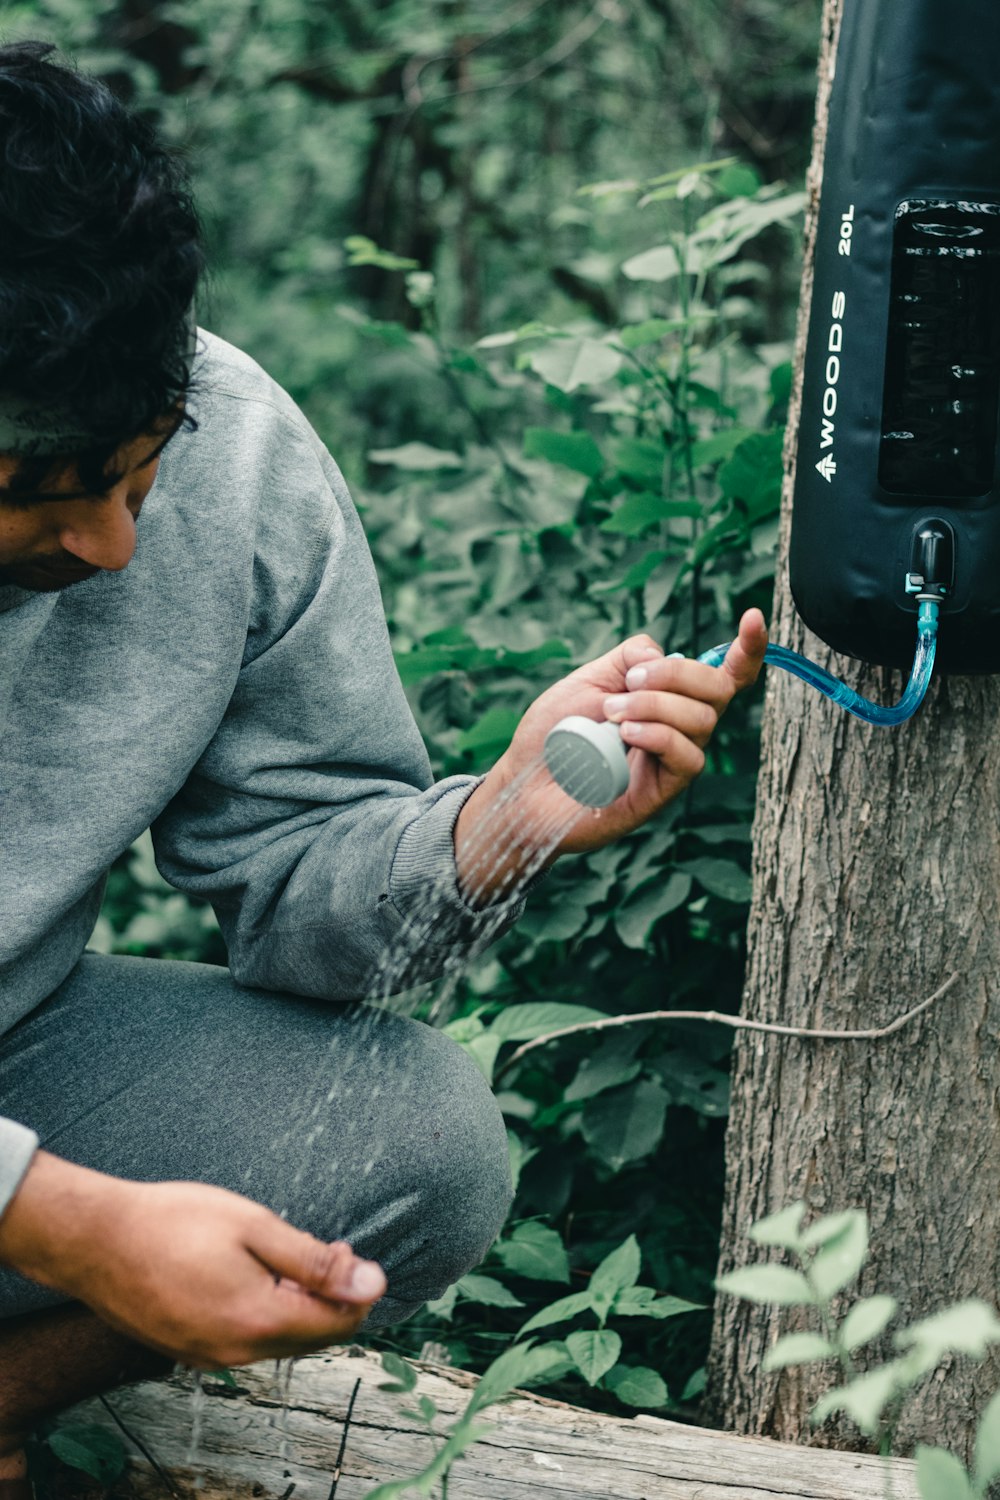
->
[494,973,959,1082]
[327,1377,362,1500]
[406,0,618,109]
[98,1394,181,1500]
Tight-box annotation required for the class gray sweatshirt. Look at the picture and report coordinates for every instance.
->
[0,331,520,1216]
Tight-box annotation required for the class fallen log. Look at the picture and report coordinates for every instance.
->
[65,1346,918,1499]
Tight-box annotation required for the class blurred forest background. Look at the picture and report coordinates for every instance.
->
[6,0,822,1421]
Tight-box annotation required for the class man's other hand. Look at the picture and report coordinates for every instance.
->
[0,1151,385,1367]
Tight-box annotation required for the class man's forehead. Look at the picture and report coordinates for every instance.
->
[0,421,180,501]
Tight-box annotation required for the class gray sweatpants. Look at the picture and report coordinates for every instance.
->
[0,954,513,1327]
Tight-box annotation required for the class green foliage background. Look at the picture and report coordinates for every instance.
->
[8,0,820,1420]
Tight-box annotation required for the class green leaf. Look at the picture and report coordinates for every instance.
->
[811,1359,910,1436]
[652,1047,729,1118]
[974,1388,1000,1490]
[523,426,604,477]
[613,437,668,487]
[494,1222,570,1284]
[529,338,623,392]
[614,873,691,949]
[688,427,755,470]
[682,1366,707,1402]
[518,1290,595,1334]
[678,857,751,904]
[621,244,682,282]
[461,1030,503,1083]
[362,1418,492,1499]
[581,1080,669,1171]
[379,1350,418,1393]
[716,1264,815,1307]
[475,320,558,348]
[800,1209,866,1250]
[615,1293,706,1320]
[368,441,465,469]
[456,1273,525,1309]
[808,1212,869,1300]
[716,163,763,198]
[762,1332,836,1372]
[895,1301,1000,1370]
[567,1328,622,1386]
[717,430,784,521]
[600,491,700,537]
[618,318,676,349]
[47,1426,127,1483]
[748,1202,807,1250]
[770,361,793,406]
[506,1130,537,1195]
[455,706,521,756]
[915,1446,975,1500]
[605,1363,669,1407]
[565,1029,642,1104]
[344,234,420,271]
[468,1341,568,1414]
[489,1002,607,1043]
[592,547,674,596]
[590,1235,642,1309]
[839,1295,897,1352]
[424,1284,459,1320]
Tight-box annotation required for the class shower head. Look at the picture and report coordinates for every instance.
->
[543,716,630,808]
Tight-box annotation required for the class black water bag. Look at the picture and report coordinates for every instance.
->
[788,0,1000,672]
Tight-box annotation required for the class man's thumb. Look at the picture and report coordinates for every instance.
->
[250,1218,386,1304]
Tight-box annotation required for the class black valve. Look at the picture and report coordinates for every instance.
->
[905,519,955,601]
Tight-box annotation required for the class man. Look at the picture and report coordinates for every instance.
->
[0,40,767,1491]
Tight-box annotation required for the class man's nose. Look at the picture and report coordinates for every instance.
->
[58,493,138,572]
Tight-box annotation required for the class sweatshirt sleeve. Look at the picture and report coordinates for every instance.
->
[0,1118,39,1220]
[152,419,526,1001]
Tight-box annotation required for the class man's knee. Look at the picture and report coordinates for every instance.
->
[332,1020,514,1324]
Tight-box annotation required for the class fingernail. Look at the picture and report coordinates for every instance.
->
[605,694,628,718]
[349,1261,386,1300]
[666,651,684,660]
[625,666,647,689]
[621,720,642,737]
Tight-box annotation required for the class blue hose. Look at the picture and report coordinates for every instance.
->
[697,599,939,726]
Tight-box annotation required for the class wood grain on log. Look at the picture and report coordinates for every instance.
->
[66,1347,918,1499]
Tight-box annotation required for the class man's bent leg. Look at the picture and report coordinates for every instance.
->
[0,954,513,1329]
[0,1305,169,1474]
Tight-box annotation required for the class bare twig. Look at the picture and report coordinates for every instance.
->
[98,1394,181,1499]
[327,1377,362,1500]
[493,973,959,1082]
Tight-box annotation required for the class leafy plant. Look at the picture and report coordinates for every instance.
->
[718,1203,1000,1498]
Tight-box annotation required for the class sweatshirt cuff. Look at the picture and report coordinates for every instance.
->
[0,1118,39,1220]
[389,776,530,948]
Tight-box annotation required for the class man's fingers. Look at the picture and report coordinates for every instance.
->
[617,720,706,779]
[247,1215,386,1307]
[604,689,718,746]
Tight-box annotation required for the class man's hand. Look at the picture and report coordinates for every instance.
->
[455,608,768,902]
[0,1151,386,1368]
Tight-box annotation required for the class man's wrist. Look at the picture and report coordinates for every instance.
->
[0,1150,126,1295]
[454,757,557,907]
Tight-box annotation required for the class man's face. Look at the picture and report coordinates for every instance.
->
[0,422,179,592]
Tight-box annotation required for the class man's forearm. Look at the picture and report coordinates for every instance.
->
[0,1151,122,1297]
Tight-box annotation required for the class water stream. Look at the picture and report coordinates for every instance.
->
[185,746,606,1463]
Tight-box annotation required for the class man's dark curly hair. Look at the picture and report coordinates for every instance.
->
[0,40,203,490]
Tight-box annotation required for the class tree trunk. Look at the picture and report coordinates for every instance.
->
[707,0,1000,1463]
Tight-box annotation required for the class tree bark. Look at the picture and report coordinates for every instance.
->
[707,0,1000,1463]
